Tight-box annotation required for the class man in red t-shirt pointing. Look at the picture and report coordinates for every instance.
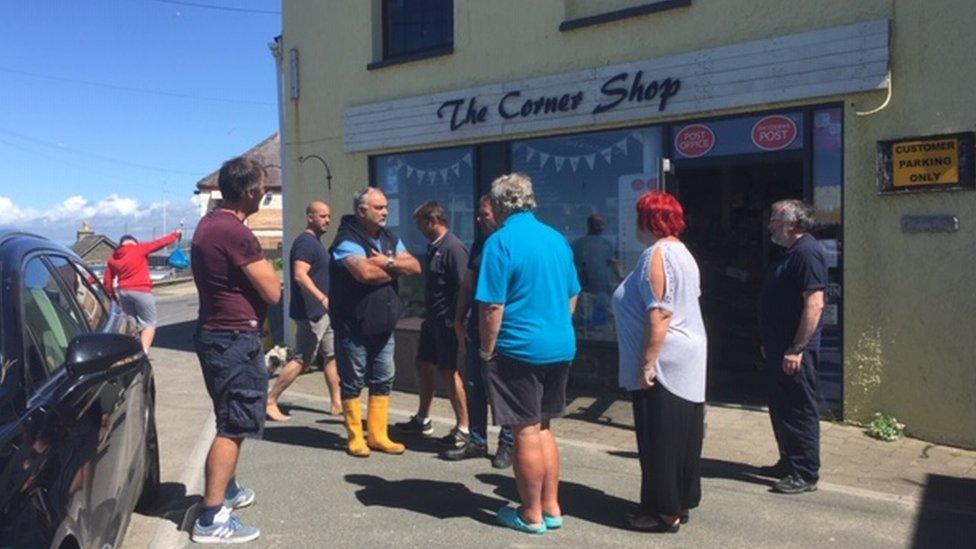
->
[103,229,181,350]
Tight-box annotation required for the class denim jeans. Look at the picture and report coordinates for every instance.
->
[336,329,396,399]
[463,341,514,447]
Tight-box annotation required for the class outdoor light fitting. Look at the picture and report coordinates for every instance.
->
[298,154,333,196]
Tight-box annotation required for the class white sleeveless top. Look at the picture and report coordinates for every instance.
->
[611,241,707,402]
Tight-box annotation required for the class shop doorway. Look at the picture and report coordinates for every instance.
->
[672,160,805,407]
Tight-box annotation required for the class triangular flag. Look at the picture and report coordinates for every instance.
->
[428,171,437,184]
[631,132,644,144]
[462,153,473,166]
[570,157,580,171]
[539,153,550,167]
[585,154,596,169]
[452,163,460,176]
[526,147,537,161]
[440,168,448,182]
[416,169,426,181]
[617,138,629,155]
[554,156,566,171]
[406,165,415,178]
[601,148,613,163]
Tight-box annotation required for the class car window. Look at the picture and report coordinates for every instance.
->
[65,260,110,331]
[21,257,86,376]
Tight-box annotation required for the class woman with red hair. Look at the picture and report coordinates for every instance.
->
[611,191,707,532]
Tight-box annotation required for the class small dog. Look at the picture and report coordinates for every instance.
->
[264,345,291,375]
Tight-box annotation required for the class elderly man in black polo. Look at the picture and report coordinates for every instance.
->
[758,199,828,495]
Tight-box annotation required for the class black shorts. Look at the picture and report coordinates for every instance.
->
[416,317,459,370]
[195,330,269,440]
[484,354,570,427]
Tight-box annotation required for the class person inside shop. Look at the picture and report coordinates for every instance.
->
[612,191,707,533]
[571,213,624,331]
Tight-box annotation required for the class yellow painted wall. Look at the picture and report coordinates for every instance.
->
[281,0,976,447]
[842,1,976,447]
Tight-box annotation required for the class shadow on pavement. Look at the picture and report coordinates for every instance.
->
[476,472,637,530]
[153,320,197,352]
[279,403,331,417]
[910,474,976,548]
[345,474,506,525]
[135,481,201,530]
[262,425,347,452]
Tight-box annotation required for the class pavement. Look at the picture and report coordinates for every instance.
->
[122,282,976,548]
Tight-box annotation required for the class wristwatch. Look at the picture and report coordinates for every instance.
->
[385,256,395,269]
[479,348,496,361]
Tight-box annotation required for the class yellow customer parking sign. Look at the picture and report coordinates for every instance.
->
[893,139,959,187]
[878,132,974,194]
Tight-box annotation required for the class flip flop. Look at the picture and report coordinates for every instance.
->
[543,513,564,529]
[497,506,546,534]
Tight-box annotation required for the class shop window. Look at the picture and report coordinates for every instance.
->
[383,0,453,60]
[511,127,663,343]
[812,106,844,415]
[373,145,475,317]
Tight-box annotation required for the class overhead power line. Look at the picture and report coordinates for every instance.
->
[0,128,206,177]
[0,66,275,107]
[146,0,280,15]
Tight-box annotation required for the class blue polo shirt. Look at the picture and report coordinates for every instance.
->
[475,211,581,364]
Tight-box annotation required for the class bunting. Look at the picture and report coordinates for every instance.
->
[519,133,644,173]
[388,151,473,185]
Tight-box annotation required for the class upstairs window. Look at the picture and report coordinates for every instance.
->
[383,0,453,60]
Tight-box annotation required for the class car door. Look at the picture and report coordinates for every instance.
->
[63,258,150,522]
[17,255,129,548]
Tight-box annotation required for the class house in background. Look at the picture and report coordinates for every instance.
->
[195,133,283,251]
[70,221,117,265]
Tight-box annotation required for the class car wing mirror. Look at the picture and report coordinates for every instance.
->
[66,333,144,377]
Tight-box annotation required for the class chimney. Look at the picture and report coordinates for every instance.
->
[76,220,93,243]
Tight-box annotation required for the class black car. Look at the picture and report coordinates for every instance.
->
[0,231,159,548]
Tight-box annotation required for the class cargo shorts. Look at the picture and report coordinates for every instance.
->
[194,329,269,440]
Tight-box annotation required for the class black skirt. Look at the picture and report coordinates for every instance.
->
[631,384,705,515]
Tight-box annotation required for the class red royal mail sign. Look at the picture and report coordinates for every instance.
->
[751,115,798,151]
[674,124,715,158]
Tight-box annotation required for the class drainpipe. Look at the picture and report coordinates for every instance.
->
[269,35,292,346]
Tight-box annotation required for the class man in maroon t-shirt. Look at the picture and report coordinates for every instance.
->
[190,156,281,544]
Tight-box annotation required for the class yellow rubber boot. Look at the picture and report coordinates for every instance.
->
[342,398,370,457]
[366,395,406,454]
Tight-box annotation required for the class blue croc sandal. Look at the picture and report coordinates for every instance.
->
[497,506,547,534]
[543,514,563,529]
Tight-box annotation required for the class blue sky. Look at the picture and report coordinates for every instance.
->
[0,0,280,244]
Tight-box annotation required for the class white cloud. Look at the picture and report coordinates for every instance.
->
[0,194,202,246]
[0,196,39,225]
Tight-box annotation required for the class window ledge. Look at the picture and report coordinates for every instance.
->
[559,0,691,32]
[367,45,454,71]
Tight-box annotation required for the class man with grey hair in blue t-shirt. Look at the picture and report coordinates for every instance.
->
[476,173,580,534]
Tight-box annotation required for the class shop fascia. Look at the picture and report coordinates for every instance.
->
[344,19,890,153]
[438,71,682,131]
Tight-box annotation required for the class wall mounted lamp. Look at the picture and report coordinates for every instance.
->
[298,154,333,197]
